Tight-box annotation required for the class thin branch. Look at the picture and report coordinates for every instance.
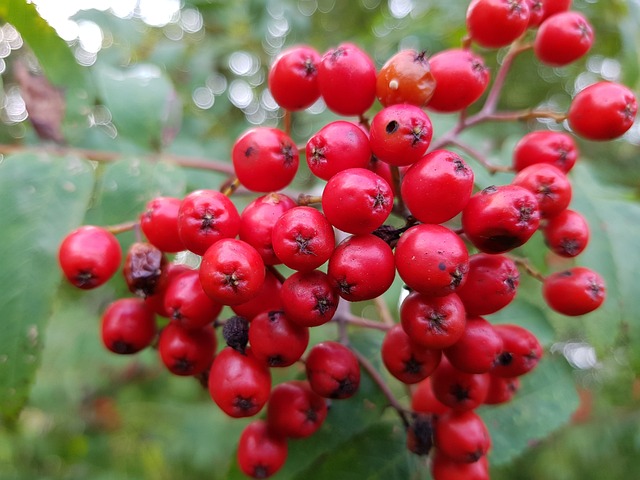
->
[105,220,137,235]
[509,254,546,283]
[344,315,391,332]
[448,138,513,174]
[373,296,396,327]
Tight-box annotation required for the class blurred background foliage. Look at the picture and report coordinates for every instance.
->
[0,0,639,479]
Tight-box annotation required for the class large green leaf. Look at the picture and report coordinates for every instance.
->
[479,355,580,466]
[0,153,94,422]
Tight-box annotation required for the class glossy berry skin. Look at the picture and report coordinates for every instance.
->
[431,451,490,480]
[163,269,223,330]
[305,341,360,399]
[199,238,265,306]
[485,374,521,404]
[513,130,578,173]
[381,324,442,384]
[232,127,299,192]
[58,225,122,289]
[317,43,377,116]
[466,0,530,49]
[540,0,572,22]
[542,209,590,258]
[177,189,241,256]
[327,234,396,302]
[401,149,475,224]
[321,168,394,235]
[266,380,328,439]
[511,163,572,218]
[268,45,321,111]
[427,48,490,113]
[208,347,272,418]
[434,410,491,463]
[158,322,216,376]
[395,224,469,297]
[239,193,297,266]
[271,206,335,272]
[455,253,520,316]
[231,269,283,321]
[462,185,541,254]
[140,196,184,253]
[248,310,309,368]
[534,11,594,67]
[305,121,371,181]
[444,316,503,374]
[237,420,288,479]
[376,49,436,107]
[368,104,433,167]
[568,81,638,141]
[492,324,543,377]
[411,377,452,416]
[400,291,467,350]
[430,357,490,411]
[542,267,606,316]
[280,270,339,327]
[525,0,544,27]
[145,262,192,317]
[101,298,156,354]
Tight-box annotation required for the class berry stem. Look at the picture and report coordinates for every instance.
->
[373,296,396,327]
[105,220,137,235]
[509,254,546,283]
[220,177,241,196]
[448,138,512,174]
[344,315,391,331]
[297,194,323,206]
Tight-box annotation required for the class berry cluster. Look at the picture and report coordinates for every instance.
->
[57,0,636,478]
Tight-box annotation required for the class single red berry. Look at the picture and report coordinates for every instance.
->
[525,0,544,28]
[305,121,372,181]
[513,130,579,173]
[268,45,321,111]
[266,380,328,439]
[542,208,590,258]
[484,374,521,404]
[239,192,297,266]
[327,234,396,302]
[317,43,377,116]
[280,269,339,327]
[542,266,606,316]
[568,81,638,141]
[144,262,192,317]
[305,341,360,399]
[199,238,266,306]
[430,357,490,411]
[158,322,216,376]
[368,104,433,167]
[401,149,475,224]
[376,49,437,107]
[492,324,543,377]
[455,253,520,316]
[539,0,572,22]
[434,409,491,463]
[248,310,310,368]
[381,324,442,384]
[163,269,223,330]
[208,346,272,418]
[101,298,156,354]
[430,450,490,480]
[466,0,530,49]
[411,377,452,416]
[321,168,394,235]
[395,224,469,297]
[444,316,503,374]
[231,269,283,321]
[232,127,299,192]
[462,184,541,254]
[511,163,572,218]
[534,11,594,67]
[122,242,167,298]
[237,420,288,479]
[271,206,335,272]
[400,291,467,350]
[140,196,184,253]
[427,48,490,113]
[177,189,241,256]
[58,225,122,289]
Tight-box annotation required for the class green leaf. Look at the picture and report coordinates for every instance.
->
[94,65,182,150]
[479,355,580,466]
[0,153,95,422]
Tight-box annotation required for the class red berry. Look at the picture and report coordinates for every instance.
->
[430,357,490,411]
[280,269,339,327]
[568,81,638,141]
[434,409,491,463]
[101,298,156,354]
[158,322,216,376]
[431,450,490,480]
[317,43,377,116]
[140,196,184,253]
[534,11,594,67]
[232,127,299,192]
[208,346,272,418]
[542,208,590,258]
[427,48,490,113]
[268,45,321,111]
[376,49,436,107]
[231,269,283,321]
[513,130,579,173]
[525,0,544,28]
[542,266,606,316]
[511,163,572,218]
[444,316,503,374]
[266,380,328,439]
[539,0,572,22]
[305,341,360,399]
[401,149,475,224]
[177,189,240,256]
[248,310,309,368]
[492,324,543,377]
[144,262,192,317]
[466,0,530,49]
[237,420,288,479]
[411,377,452,416]
[163,269,223,330]
[199,238,266,306]
[58,225,122,289]
[484,374,521,404]
[381,324,442,384]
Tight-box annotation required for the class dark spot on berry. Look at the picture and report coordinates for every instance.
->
[281,143,295,167]
[453,157,468,174]
[200,211,216,231]
[411,126,426,146]
[504,274,519,292]
[268,355,286,367]
[450,384,470,402]
[404,356,423,375]
[305,407,318,423]
[467,450,484,463]
[450,267,465,288]
[498,351,513,366]
[268,310,284,322]
[333,376,358,398]
[173,357,194,374]
[245,146,256,157]
[414,50,428,64]
[337,278,355,296]
[313,296,334,317]
[295,234,315,255]
[438,262,447,271]
[223,272,240,291]
[111,340,135,354]
[386,120,399,134]
[588,280,604,299]
[485,234,520,252]
[74,270,96,288]
[559,238,581,256]
[428,311,447,334]
[407,413,434,456]
[518,205,535,224]
[303,58,317,77]
[372,187,388,210]
[559,270,574,277]
[482,185,498,194]
[234,396,257,412]
[253,466,269,479]
[223,315,249,353]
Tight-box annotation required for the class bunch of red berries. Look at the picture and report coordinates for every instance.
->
[56,0,637,478]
